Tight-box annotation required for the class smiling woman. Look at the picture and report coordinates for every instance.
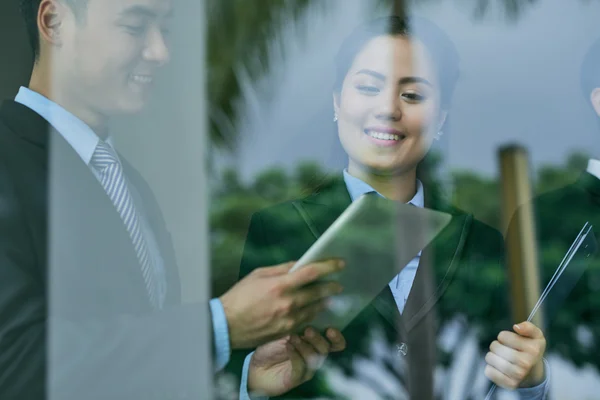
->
[332,16,459,201]
[227,15,550,400]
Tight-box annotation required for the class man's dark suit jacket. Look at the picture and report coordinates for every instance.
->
[508,173,600,376]
[0,100,205,400]
[229,176,509,399]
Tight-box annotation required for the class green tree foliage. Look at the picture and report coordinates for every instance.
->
[210,161,328,295]
[211,152,599,373]
[537,152,589,194]
[206,0,545,149]
[207,0,318,148]
[452,171,501,229]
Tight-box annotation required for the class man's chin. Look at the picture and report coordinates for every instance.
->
[113,97,149,116]
[123,82,155,111]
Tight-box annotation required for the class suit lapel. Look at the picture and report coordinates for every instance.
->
[0,100,50,149]
[370,286,399,329]
[296,177,352,239]
[1,100,159,312]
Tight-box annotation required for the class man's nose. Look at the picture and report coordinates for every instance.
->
[143,27,170,66]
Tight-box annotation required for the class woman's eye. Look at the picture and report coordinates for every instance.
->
[356,85,381,94]
[402,92,426,102]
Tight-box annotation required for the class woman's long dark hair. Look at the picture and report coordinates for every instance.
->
[315,16,460,203]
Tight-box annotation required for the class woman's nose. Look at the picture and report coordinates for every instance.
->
[375,89,402,121]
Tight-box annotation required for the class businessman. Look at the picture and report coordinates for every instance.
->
[507,36,600,395]
[0,0,345,398]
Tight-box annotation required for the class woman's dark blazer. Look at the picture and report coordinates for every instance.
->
[229,175,509,399]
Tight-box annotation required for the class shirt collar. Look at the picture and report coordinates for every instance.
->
[14,86,112,165]
[342,169,424,208]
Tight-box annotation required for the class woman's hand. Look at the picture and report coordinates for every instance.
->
[485,321,547,389]
[248,327,347,397]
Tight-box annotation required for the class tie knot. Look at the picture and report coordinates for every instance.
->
[91,141,119,171]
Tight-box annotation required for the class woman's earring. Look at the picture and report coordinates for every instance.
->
[333,113,338,122]
[435,130,444,141]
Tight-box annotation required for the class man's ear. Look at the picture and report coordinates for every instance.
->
[591,88,600,118]
[38,0,65,47]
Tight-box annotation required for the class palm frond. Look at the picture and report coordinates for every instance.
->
[207,0,552,151]
[207,0,316,149]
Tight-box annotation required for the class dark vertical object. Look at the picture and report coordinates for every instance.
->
[393,0,406,19]
[499,144,545,383]
[395,0,434,397]
[394,1,435,397]
[404,252,437,400]
[0,0,33,101]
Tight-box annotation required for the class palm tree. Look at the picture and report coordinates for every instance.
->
[470,0,540,19]
[206,0,544,150]
[206,0,315,148]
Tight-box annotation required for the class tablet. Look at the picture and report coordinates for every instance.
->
[289,193,452,332]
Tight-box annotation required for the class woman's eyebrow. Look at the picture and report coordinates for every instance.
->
[355,70,432,87]
[355,69,385,80]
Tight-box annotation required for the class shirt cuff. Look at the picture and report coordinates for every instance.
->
[209,298,231,372]
[240,352,269,400]
[515,358,550,400]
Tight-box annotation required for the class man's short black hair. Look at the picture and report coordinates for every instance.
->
[20,0,43,58]
[581,37,600,101]
[20,0,88,59]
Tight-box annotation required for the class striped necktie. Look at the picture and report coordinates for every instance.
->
[90,141,163,309]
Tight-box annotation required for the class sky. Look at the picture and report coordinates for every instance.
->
[218,0,600,182]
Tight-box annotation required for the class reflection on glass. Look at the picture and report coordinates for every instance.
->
[209,0,600,398]
[217,11,549,399]
[0,0,211,399]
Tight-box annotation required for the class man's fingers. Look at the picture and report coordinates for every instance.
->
[284,341,307,383]
[514,321,544,339]
[302,327,331,355]
[291,301,327,330]
[326,328,346,352]
[289,335,314,361]
[291,282,343,309]
[255,261,296,277]
[290,335,325,374]
[285,259,344,289]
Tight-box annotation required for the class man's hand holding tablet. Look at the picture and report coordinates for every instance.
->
[220,259,345,349]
